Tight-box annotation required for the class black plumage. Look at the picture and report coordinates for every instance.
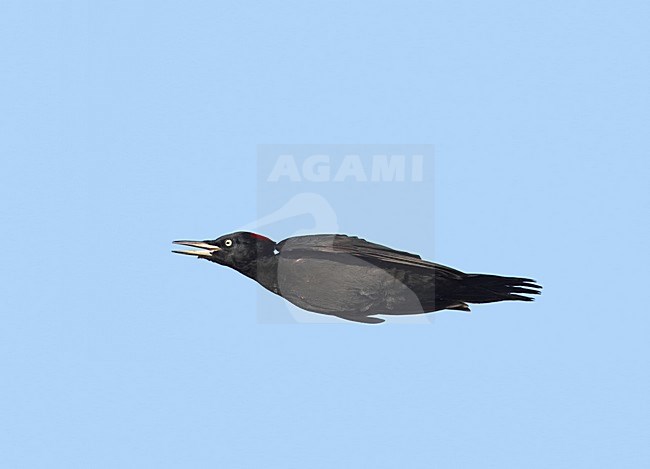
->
[173,231,541,324]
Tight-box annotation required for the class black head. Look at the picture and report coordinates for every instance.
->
[172,231,276,271]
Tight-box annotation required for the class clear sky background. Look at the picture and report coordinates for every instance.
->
[1,1,649,468]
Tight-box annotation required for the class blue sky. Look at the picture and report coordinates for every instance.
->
[1,1,649,467]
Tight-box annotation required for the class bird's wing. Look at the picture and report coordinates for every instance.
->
[276,234,465,277]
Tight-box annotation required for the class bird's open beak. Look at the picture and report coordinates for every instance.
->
[172,240,221,258]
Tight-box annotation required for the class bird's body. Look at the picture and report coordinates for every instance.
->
[173,232,541,324]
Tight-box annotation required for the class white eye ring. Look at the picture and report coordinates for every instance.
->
[224,239,233,247]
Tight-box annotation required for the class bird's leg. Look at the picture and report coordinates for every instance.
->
[334,314,385,324]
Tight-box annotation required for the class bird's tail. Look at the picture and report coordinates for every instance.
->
[456,274,542,304]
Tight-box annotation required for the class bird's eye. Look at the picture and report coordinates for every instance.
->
[224,239,233,247]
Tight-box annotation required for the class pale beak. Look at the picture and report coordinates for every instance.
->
[172,240,222,258]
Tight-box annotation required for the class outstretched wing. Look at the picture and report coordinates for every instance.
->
[276,234,465,278]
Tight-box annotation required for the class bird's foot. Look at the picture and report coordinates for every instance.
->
[335,314,385,324]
